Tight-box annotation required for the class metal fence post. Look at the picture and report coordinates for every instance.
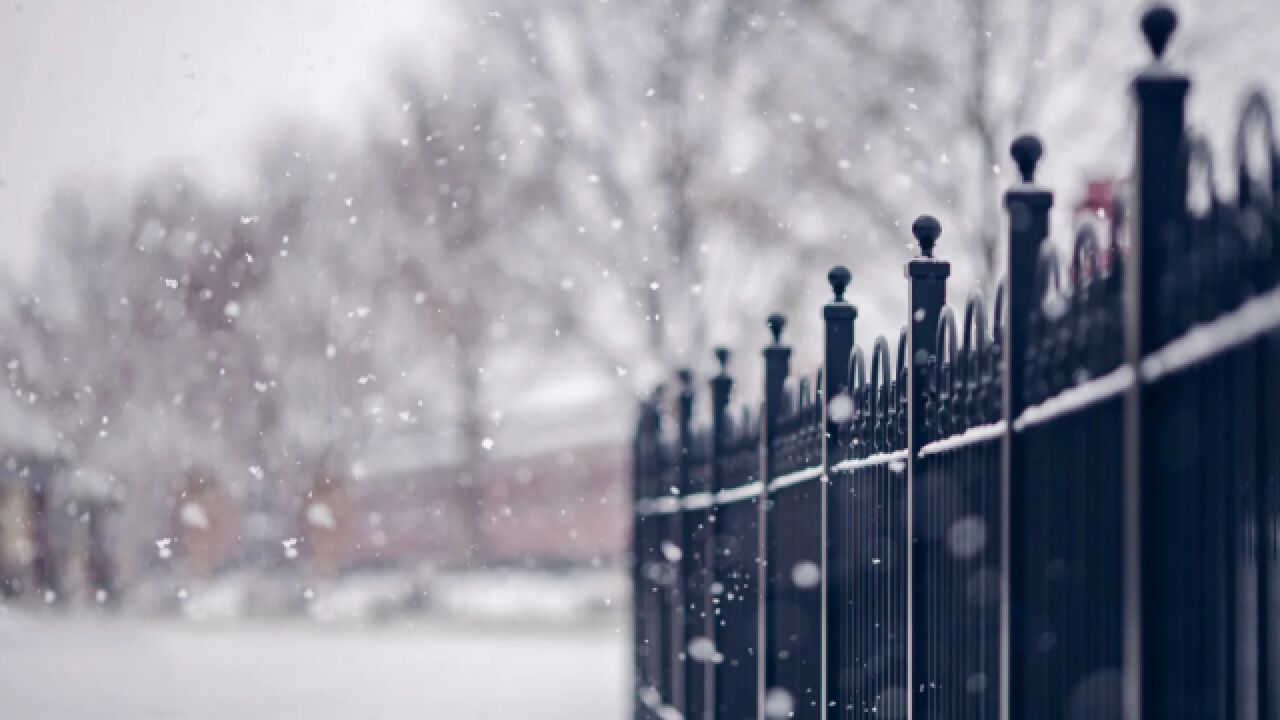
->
[821,266,856,716]
[673,367,695,717]
[632,397,653,719]
[706,349,732,720]
[1125,7,1189,720]
[1001,134,1053,720]
[635,388,667,719]
[905,217,950,720]
[761,314,792,715]
[711,350,734,475]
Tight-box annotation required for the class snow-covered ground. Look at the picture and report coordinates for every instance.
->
[0,610,628,719]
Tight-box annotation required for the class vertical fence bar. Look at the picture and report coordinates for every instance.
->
[1243,92,1280,719]
[822,266,856,718]
[634,391,664,718]
[632,403,644,720]
[715,403,761,720]
[1125,8,1189,720]
[707,349,733,720]
[672,368,694,717]
[906,216,949,720]
[761,314,792,716]
[1001,135,1052,720]
[684,371,716,720]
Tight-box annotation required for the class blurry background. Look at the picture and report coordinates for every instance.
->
[0,0,1276,717]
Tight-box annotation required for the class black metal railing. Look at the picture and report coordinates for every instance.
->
[631,6,1279,720]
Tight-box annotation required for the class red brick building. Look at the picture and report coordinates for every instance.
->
[348,441,629,570]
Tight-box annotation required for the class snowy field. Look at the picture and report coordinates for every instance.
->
[0,611,628,720]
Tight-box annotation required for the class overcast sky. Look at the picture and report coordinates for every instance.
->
[0,0,453,278]
[3,0,1276,285]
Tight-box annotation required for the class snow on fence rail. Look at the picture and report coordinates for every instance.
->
[631,7,1280,719]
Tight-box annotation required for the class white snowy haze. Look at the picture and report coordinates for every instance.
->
[1,0,1278,716]
[1,0,1277,565]
[1,0,1277,546]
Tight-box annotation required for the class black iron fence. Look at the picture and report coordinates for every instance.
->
[631,6,1280,720]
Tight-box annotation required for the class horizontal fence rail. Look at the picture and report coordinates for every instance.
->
[630,6,1280,720]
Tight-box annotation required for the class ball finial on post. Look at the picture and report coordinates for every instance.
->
[714,346,730,372]
[911,215,941,258]
[1141,4,1178,61]
[767,313,787,344]
[827,265,852,303]
[1010,135,1043,184]
[677,367,693,391]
